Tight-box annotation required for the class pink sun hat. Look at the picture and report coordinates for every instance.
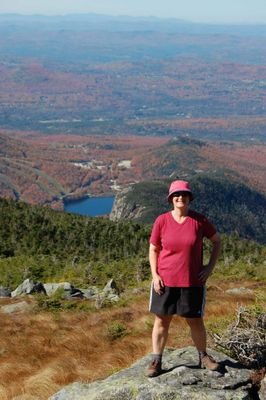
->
[167,180,193,201]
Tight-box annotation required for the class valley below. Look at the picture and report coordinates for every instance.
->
[0,13,265,216]
[1,131,266,211]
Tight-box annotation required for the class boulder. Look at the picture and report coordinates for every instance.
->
[43,282,73,297]
[0,301,32,314]
[11,279,46,297]
[94,292,120,309]
[43,282,86,299]
[225,287,254,296]
[71,281,121,308]
[0,286,11,298]
[50,346,253,400]
[81,286,99,299]
[103,279,118,293]
[64,287,84,300]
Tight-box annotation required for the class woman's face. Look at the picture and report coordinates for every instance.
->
[171,192,191,209]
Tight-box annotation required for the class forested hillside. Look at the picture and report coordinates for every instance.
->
[0,197,265,291]
[0,198,150,289]
[110,174,266,244]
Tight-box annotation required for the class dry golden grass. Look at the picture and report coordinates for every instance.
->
[0,280,264,400]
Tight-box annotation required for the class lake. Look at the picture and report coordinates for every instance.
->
[64,196,115,217]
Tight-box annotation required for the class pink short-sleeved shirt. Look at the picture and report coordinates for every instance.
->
[149,210,216,287]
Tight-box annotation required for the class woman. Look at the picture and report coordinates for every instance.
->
[147,180,221,377]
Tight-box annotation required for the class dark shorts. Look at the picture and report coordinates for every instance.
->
[149,285,206,318]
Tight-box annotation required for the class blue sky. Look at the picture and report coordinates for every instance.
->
[1,0,266,24]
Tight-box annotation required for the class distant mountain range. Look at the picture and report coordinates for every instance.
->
[0,12,265,136]
[0,13,266,35]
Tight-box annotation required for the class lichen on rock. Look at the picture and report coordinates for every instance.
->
[50,346,254,400]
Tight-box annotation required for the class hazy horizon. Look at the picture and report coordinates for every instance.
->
[1,11,266,26]
[0,0,265,24]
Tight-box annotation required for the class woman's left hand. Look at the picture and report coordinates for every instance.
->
[198,264,213,283]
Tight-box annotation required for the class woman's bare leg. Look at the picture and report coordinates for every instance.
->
[152,314,173,354]
[185,317,206,352]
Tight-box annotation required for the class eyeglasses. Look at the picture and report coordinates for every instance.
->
[171,191,190,198]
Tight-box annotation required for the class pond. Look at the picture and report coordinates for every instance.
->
[64,196,115,217]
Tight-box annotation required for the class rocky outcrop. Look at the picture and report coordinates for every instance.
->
[50,346,255,400]
[110,186,146,221]
[2,279,120,307]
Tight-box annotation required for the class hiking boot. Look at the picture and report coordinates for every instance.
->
[200,354,219,371]
[146,359,162,377]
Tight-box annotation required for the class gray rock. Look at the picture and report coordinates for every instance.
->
[78,281,121,308]
[11,279,35,297]
[1,301,32,314]
[225,287,254,296]
[103,279,118,293]
[50,347,253,400]
[107,293,120,302]
[94,292,120,309]
[0,286,11,298]
[64,287,84,300]
[43,282,73,296]
[99,279,120,304]
[81,287,99,299]
[11,279,46,297]
[110,186,146,221]
[9,278,121,307]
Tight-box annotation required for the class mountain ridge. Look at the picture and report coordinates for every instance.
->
[1,13,266,34]
[110,174,266,244]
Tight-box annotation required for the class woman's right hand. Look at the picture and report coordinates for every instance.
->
[153,274,165,295]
